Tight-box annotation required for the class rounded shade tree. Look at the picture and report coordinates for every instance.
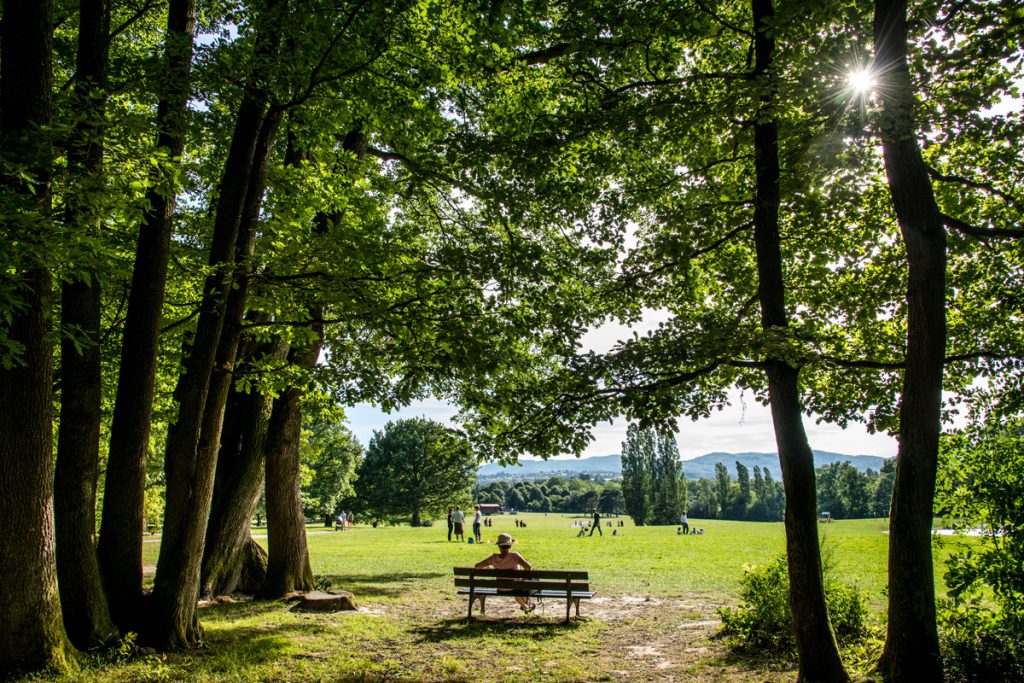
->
[354,418,475,526]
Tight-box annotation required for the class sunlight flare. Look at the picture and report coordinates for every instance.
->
[847,67,877,95]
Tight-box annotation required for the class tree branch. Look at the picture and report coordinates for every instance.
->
[927,164,1023,211]
[942,213,1024,240]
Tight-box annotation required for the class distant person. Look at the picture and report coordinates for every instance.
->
[473,505,483,543]
[589,508,602,536]
[453,507,465,542]
[677,527,683,535]
[577,525,587,538]
[680,512,689,535]
[474,533,535,613]
[447,507,454,542]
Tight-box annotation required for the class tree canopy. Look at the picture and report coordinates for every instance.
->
[354,418,475,526]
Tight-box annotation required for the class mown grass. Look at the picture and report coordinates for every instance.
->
[59,513,969,682]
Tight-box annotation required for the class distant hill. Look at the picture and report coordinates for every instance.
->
[477,451,889,481]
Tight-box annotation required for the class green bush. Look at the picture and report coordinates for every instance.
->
[939,598,1024,683]
[718,555,868,652]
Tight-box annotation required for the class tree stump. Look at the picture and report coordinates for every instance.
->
[293,590,358,612]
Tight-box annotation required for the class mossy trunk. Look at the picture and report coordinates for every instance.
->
[0,1,77,672]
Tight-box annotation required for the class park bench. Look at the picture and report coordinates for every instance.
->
[453,567,595,622]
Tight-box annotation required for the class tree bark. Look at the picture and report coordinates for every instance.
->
[261,319,323,598]
[874,1,946,680]
[0,0,78,674]
[750,1,848,680]
[201,334,284,596]
[54,0,119,651]
[99,0,197,633]
[149,6,284,646]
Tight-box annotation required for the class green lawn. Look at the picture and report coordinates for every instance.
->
[92,514,969,682]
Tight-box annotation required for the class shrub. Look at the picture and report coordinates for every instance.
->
[939,598,1024,683]
[718,555,868,653]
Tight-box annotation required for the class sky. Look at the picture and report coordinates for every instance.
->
[344,392,898,462]
[344,311,900,462]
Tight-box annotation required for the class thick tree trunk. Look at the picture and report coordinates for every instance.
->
[261,320,323,598]
[201,335,283,596]
[0,0,78,674]
[193,110,282,535]
[99,0,197,633]
[874,1,946,680]
[149,7,284,645]
[56,276,118,651]
[54,0,118,651]
[149,99,269,648]
[750,2,848,681]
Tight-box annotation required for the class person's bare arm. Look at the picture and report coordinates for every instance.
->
[517,554,533,571]
[474,557,493,569]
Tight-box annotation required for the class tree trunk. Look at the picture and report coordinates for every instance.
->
[150,102,268,647]
[193,109,282,545]
[0,0,78,674]
[874,1,946,680]
[99,0,197,633]
[201,335,284,596]
[149,7,284,645]
[750,1,848,680]
[54,0,119,651]
[261,319,323,597]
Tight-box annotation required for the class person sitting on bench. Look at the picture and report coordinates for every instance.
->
[474,533,535,613]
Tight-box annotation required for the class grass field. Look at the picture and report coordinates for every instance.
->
[51,514,969,682]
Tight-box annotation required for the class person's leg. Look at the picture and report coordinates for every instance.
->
[515,596,534,613]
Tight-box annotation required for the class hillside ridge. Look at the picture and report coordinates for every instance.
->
[478,451,889,481]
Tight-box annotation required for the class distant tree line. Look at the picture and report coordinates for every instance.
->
[684,458,896,522]
[476,475,625,516]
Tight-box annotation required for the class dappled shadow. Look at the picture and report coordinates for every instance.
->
[411,616,585,643]
[318,571,447,598]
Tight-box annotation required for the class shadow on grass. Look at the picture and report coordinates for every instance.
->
[319,571,448,598]
[711,635,797,675]
[412,616,586,643]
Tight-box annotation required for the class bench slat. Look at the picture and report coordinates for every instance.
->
[455,578,590,592]
[453,567,588,580]
[458,588,596,599]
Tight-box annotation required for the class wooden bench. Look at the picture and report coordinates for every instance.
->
[454,567,595,622]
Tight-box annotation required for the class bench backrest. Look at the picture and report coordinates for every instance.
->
[454,567,590,592]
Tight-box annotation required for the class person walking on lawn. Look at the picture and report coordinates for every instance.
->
[589,508,602,536]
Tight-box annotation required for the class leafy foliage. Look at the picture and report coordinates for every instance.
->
[300,413,363,521]
[718,555,868,653]
[936,417,1024,680]
[620,424,683,525]
[353,418,475,525]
